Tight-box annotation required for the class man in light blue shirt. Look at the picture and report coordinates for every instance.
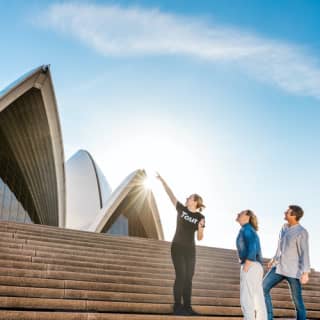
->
[263,205,311,320]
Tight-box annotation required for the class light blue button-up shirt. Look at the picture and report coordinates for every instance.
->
[273,223,311,279]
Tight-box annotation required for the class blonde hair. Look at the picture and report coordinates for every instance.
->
[245,210,258,231]
[193,194,206,212]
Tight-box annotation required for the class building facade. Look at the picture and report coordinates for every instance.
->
[0,66,164,240]
[0,66,66,227]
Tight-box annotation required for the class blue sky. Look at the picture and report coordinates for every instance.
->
[1,0,320,270]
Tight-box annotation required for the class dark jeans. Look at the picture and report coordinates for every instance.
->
[263,267,306,320]
[171,242,196,307]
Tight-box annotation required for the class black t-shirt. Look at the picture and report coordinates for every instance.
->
[172,201,205,246]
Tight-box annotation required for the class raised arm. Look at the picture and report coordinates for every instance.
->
[156,173,177,207]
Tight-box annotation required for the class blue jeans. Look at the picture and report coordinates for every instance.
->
[263,267,306,320]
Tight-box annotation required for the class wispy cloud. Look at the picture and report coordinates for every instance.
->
[38,2,320,99]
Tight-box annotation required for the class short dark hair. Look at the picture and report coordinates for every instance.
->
[289,205,304,221]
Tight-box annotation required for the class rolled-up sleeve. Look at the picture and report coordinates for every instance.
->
[297,230,311,273]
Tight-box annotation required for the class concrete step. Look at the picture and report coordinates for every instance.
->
[0,221,319,319]
[2,225,319,279]
[0,311,243,320]
[3,261,318,298]
[0,296,239,314]
[1,222,319,272]
[0,223,238,259]
[2,249,320,292]
[0,272,319,305]
[1,285,320,311]
[1,257,319,295]
[1,228,320,284]
[3,296,320,318]
[0,269,318,299]
[9,233,239,266]
[0,262,239,288]
[0,311,301,320]
[0,245,241,274]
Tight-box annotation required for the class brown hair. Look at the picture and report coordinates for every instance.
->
[289,205,304,221]
[193,194,206,212]
[245,210,258,231]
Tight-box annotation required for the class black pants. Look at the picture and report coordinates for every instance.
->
[171,242,196,307]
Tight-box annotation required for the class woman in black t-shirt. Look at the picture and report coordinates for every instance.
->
[157,173,205,316]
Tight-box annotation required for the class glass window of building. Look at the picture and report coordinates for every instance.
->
[107,213,129,236]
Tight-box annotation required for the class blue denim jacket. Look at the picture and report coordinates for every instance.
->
[236,223,263,264]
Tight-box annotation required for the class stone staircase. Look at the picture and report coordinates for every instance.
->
[0,221,319,319]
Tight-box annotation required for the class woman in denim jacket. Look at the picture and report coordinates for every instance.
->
[236,210,267,320]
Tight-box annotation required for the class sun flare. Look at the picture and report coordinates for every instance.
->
[143,174,158,190]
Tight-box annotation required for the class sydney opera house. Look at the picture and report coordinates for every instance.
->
[1,66,319,320]
[0,64,163,239]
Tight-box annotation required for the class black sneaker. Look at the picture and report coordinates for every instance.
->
[173,303,188,316]
[184,306,200,316]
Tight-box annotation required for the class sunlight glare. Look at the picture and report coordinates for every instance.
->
[143,174,158,190]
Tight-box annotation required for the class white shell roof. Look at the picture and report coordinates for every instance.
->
[66,149,112,230]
